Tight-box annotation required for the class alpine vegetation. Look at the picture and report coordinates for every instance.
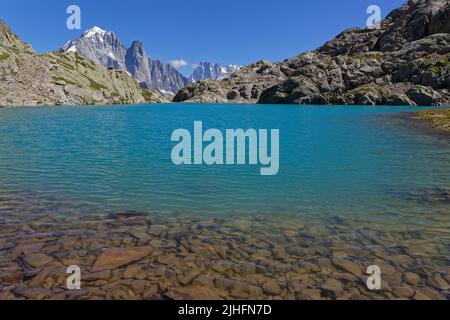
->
[171,121,280,176]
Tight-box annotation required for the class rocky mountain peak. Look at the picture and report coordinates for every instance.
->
[82,26,107,38]
[128,41,146,57]
[62,26,127,69]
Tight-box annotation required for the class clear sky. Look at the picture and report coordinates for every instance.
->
[0,0,407,75]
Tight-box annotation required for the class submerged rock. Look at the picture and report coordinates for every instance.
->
[331,258,363,277]
[21,253,53,268]
[91,246,153,272]
[109,211,148,219]
[414,109,450,133]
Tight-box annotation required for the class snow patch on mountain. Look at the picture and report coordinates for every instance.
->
[188,62,240,83]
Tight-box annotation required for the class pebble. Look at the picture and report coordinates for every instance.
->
[403,272,421,286]
[21,253,53,268]
[262,280,282,295]
[321,278,344,299]
[331,258,362,276]
[165,286,222,300]
[392,286,415,299]
[123,264,142,279]
[427,274,449,290]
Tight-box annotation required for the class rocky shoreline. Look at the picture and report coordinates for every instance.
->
[0,193,448,300]
[174,0,450,106]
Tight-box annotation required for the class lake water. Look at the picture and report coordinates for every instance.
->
[1,104,449,300]
[0,104,448,222]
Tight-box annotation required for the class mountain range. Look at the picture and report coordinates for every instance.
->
[62,28,239,96]
[175,0,450,106]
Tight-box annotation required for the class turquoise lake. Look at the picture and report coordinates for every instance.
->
[0,104,449,223]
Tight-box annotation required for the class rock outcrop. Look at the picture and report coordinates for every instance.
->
[0,20,147,107]
[175,60,288,103]
[174,0,450,106]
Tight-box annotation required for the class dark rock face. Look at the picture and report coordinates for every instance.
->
[175,0,450,106]
[124,41,187,96]
[146,59,189,96]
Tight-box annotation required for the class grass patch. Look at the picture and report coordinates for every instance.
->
[347,86,375,95]
[141,90,154,101]
[0,52,10,61]
[75,54,96,71]
[52,76,78,86]
[86,76,107,91]
[351,53,383,62]
[56,59,75,70]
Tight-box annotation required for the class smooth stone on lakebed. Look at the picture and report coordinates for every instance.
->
[331,258,363,276]
[213,277,263,299]
[109,211,148,219]
[91,246,153,272]
[262,280,282,295]
[392,286,415,299]
[1,270,23,285]
[83,270,112,281]
[403,272,421,286]
[12,287,53,299]
[21,253,53,268]
[165,286,222,300]
[427,274,449,290]
[321,278,344,299]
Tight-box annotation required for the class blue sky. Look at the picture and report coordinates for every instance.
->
[0,0,406,75]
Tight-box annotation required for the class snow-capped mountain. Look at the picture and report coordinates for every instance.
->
[62,27,240,96]
[188,62,240,83]
[62,27,188,96]
[62,27,127,70]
